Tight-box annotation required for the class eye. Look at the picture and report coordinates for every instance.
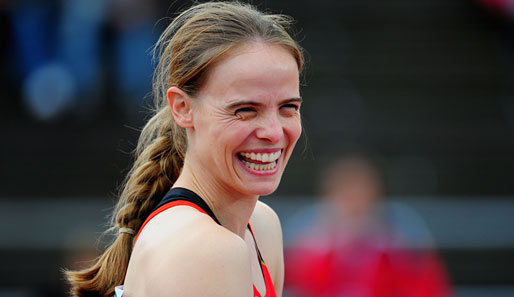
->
[235,107,257,119]
[281,104,300,110]
[280,103,300,116]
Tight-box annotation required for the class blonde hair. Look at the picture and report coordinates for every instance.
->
[64,1,304,296]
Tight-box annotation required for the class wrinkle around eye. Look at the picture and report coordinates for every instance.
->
[209,108,245,127]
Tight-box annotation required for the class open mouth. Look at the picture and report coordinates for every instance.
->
[237,150,281,171]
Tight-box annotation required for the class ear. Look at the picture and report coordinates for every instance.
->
[167,87,194,128]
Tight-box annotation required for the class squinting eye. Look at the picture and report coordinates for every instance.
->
[235,107,257,119]
[280,104,300,114]
[236,107,255,113]
[281,104,300,111]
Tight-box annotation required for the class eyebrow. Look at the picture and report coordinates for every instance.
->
[226,97,303,109]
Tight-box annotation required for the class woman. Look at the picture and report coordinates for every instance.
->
[65,2,304,297]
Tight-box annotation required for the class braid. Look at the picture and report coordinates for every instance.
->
[114,108,185,230]
[64,108,185,297]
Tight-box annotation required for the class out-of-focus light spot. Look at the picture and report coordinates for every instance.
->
[477,0,514,19]
[22,62,76,120]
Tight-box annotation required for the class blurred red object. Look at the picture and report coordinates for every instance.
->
[286,238,452,297]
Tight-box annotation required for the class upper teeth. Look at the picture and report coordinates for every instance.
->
[241,151,281,162]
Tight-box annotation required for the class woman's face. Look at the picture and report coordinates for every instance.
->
[187,42,302,197]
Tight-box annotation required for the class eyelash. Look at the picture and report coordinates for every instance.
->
[281,104,300,111]
[234,104,300,118]
[235,107,255,113]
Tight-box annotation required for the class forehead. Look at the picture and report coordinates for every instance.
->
[198,42,300,103]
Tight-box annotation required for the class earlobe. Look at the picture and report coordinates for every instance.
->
[167,87,193,128]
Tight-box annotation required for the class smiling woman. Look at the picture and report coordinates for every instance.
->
[64,2,304,297]
[181,42,302,197]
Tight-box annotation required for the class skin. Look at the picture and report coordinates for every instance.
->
[122,41,301,297]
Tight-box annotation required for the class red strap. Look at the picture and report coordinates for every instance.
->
[253,263,277,297]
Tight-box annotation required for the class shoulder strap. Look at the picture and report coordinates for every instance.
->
[248,223,277,297]
[155,187,221,225]
[134,187,221,243]
[247,223,265,264]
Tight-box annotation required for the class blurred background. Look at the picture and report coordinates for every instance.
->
[1,0,514,296]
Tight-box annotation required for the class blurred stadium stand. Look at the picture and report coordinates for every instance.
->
[1,0,514,296]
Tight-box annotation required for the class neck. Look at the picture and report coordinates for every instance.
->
[173,159,258,238]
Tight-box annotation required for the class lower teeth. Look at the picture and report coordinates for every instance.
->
[242,160,277,171]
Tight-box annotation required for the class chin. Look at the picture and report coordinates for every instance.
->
[242,182,280,197]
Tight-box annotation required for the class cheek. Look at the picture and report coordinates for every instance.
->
[210,121,254,153]
[286,117,302,145]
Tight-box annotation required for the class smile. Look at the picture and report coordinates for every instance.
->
[237,150,281,171]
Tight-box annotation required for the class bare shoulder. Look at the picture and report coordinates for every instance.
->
[250,200,282,244]
[124,207,253,297]
[148,225,253,297]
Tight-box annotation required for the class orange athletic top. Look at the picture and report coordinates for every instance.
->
[134,187,277,297]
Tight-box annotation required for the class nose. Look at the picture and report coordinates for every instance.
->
[255,113,283,143]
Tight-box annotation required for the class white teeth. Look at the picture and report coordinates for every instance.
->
[239,151,281,171]
[242,160,277,171]
[240,150,282,162]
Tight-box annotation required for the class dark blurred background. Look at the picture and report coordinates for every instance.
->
[1,0,514,296]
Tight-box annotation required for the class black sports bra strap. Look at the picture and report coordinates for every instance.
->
[248,224,266,266]
[155,187,221,225]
